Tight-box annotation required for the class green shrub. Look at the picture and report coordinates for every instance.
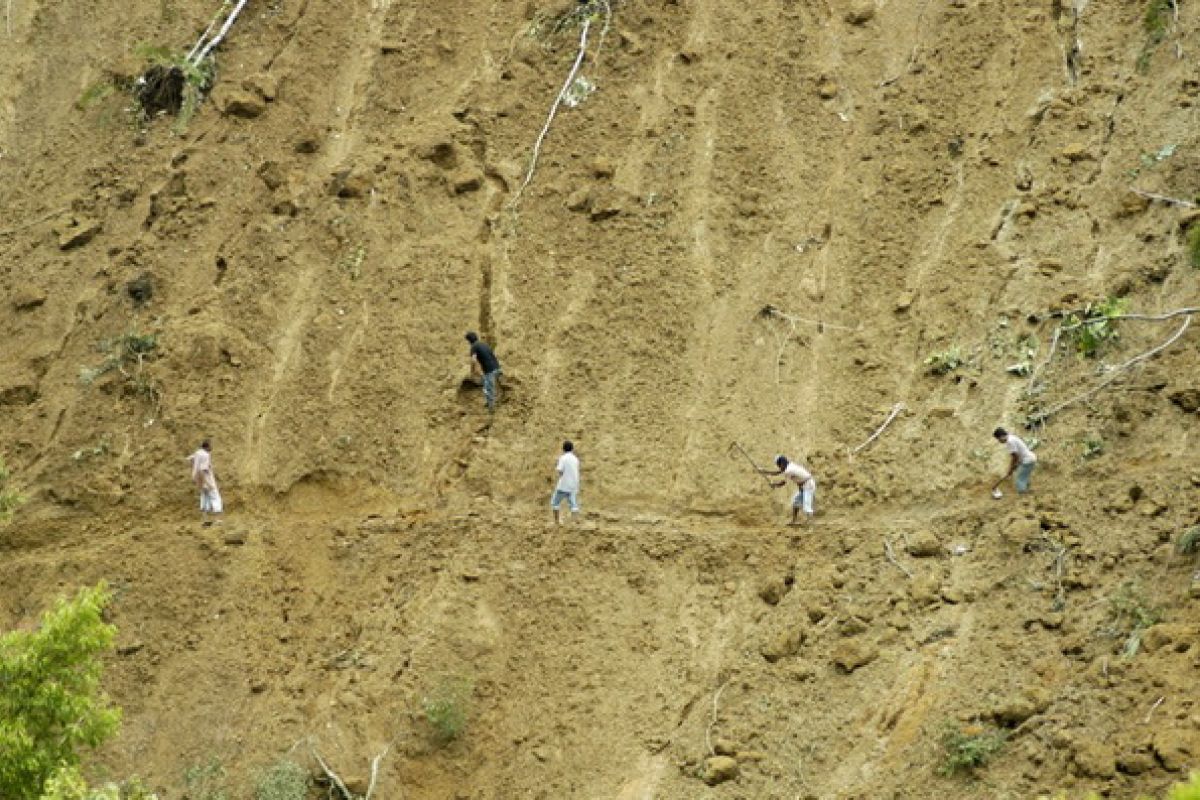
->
[1068,296,1128,358]
[924,347,964,376]
[422,676,473,744]
[1186,223,1200,269]
[254,760,309,800]
[183,759,228,800]
[1108,581,1162,658]
[938,722,1006,776]
[0,455,26,520]
[1080,436,1105,460]
[1040,771,1200,799]
[1177,526,1200,555]
[0,584,121,800]
[132,45,214,131]
[1144,0,1173,43]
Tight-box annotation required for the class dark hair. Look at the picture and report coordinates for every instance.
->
[993,427,1008,439]
[465,331,478,343]
[775,455,788,468]
[563,440,574,452]
[201,439,211,450]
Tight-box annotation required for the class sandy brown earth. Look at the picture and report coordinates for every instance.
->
[2,0,1200,797]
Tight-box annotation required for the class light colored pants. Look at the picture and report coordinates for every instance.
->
[200,487,223,513]
[1015,462,1035,494]
[791,479,815,515]
[550,490,580,513]
[483,369,501,410]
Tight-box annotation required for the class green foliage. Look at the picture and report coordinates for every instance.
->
[0,584,121,800]
[1186,223,1200,269]
[37,766,119,800]
[924,347,965,376]
[1067,296,1128,358]
[184,758,229,800]
[0,455,26,521]
[75,82,117,111]
[422,676,473,744]
[132,44,215,131]
[1080,436,1105,460]
[339,244,367,280]
[1108,580,1162,658]
[1177,526,1200,555]
[1144,0,1173,43]
[938,722,1006,776]
[254,760,309,800]
[79,331,161,409]
[1040,771,1200,799]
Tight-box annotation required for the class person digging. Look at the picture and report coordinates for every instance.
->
[760,454,816,526]
[992,426,1037,496]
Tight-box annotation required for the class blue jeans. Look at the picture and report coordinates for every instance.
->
[483,369,501,411]
[1015,462,1035,494]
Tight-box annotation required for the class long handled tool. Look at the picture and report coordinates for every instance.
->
[989,476,1005,499]
[728,442,775,488]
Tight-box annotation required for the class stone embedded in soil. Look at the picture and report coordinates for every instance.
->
[832,639,878,673]
[760,626,805,662]
[1061,142,1093,162]
[566,187,592,212]
[844,1,876,25]
[1168,387,1200,414]
[905,531,941,557]
[757,577,790,605]
[219,89,267,118]
[449,168,484,194]
[713,739,737,756]
[909,574,941,604]
[331,170,374,199]
[10,285,46,311]
[1140,623,1197,653]
[1179,208,1200,229]
[1072,739,1116,778]
[58,219,102,250]
[701,755,738,785]
[258,160,286,191]
[785,660,816,682]
[1117,751,1156,775]
[590,157,615,179]
[223,530,247,546]
[817,80,839,99]
[1152,729,1194,772]
[993,688,1051,726]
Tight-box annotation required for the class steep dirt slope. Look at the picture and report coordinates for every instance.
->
[2,0,1200,797]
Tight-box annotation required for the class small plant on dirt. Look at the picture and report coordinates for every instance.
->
[79,331,162,410]
[1040,771,1200,799]
[0,455,26,521]
[338,244,367,280]
[183,758,229,800]
[1144,0,1174,43]
[1107,580,1162,658]
[1080,435,1105,460]
[422,676,473,744]
[1186,224,1200,269]
[938,722,1006,776]
[253,759,309,800]
[1066,296,1128,358]
[133,44,215,131]
[924,347,965,376]
[1177,526,1200,556]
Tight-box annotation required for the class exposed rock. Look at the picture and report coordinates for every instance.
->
[761,626,805,662]
[116,641,145,656]
[1140,623,1197,654]
[712,739,737,757]
[784,660,816,682]
[1152,729,1194,771]
[418,141,459,170]
[219,89,267,119]
[1061,142,1093,162]
[294,129,322,154]
[1117,751,1156,775]
[757,576,791,606]
[817,80,839,99]
[893,291,914,312]
[11,286,46,311]
[242,72,279,101]
[701,756,738,785]
[905,531,942,558]
[126,274,154,306]
[58,219,102,250]
[449,168,484,195]
[589,190,623,221]
[566,187,592,213]
[1168,388,1200,414]
[590,157,615,179]
[331,170,374,199]
[223,530,248,546]
[1116,191,1150,217]
[993,688,1051,726]
[832,639,878,673]
[258,160,286,191]
[909,574,941,604]
[0,382,39,406]
[1179,208,1200,230]
[844,2,876,25]
[1072,739,1115,778]
[838,617,869,637]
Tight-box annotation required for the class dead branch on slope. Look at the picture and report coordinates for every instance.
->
[849,403,905,459]
[883,537,913,579]
[877,0,931,87]
[1129,187,1197,209]
[312,745,391,800]
[705,677,731,757]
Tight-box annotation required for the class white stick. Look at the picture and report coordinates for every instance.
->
[364,746,390,800]
[850,403,905,457]
[1129,187,1197,208]
[513,18,592,203]
[884,538,913,579]
[705,678,730,757]
[1058,307,1200,332]
[1144,696,1165,723]
[194,0,250,65]
[186,0,230,63]
[1033,315,1192,423]
[312,749,353,800]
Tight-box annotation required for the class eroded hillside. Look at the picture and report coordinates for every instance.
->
[2,0,1199,797]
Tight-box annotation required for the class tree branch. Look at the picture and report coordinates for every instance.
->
[1129,187,1197,208]
[850,403,905,458]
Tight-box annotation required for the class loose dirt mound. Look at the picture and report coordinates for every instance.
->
[2,0,1199,797]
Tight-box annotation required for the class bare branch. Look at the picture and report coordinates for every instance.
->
[364,746,390,800]
[849,403,905,458]
[1144,696,1165,724]
[884,538,913,579]
[1129,187,1197,208]
[312,749,353,800]
[1027,325,1062,395]
[1058,307,1200,333]
[878,0,931,87]
[1031,315,1192,424]
[512,18,592,204]
[705,677,730,757]
[194,0,250,65]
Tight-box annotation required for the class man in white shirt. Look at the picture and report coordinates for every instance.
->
[761,454,816,526]
[187,439,223,525]
[994,427,1037,494]
[550,440,581,525]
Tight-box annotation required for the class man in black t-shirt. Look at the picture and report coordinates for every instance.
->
[465,331,502,412]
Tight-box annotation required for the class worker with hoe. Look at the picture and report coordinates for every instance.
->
[465,331,502,412]
[993,426,1037,495]
[760,454,816,526]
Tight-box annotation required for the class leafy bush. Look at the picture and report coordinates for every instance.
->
[1067,296,1128,358]
[938,722,1006,776]
[1040,771,1200,799]
[1177,526,1200,555]
[1107,581,1162,658]
[1080,436,1105,460]
[133,45,214,130]
[1186,223,1200,269]
[0,584,121,800]
[183,759,228,800]
[0,455,26,520]
[254,759,309,800]
[924,347,964,376]
[422,676,473,744]
[1144,0,1173,43]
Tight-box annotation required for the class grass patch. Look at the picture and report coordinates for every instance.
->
[254,759,309,800]
[1107,581,1162,658]
[1186,223,1200,269]
[184,758,229,800]
[1067,296,1128,358]
[422,676,473,744]
[924,347,965,376]
[1144,0,1173,43]
[0,455,26,521]
[939,722,1006,776]
[1177,526,1200,556]
[133,44,214,132]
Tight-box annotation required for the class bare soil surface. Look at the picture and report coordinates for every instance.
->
[2,0,1199,797]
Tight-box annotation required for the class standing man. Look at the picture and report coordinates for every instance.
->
[465,331,502,413]
[760,454,816,526]
[187,439,223,526]
[550,440,581,525]
[994,427,1037,494]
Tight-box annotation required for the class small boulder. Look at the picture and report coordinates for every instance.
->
[817,80,839,99]
[844,1,876,25]
[712,739,737,757]
[566,187,592,212]
[757,577,790,606]
[760,626,805,663]
[1152,729,1194,772]
[1072,739,1115,778]
[223,530,248,546]
[449,168,484,195]
[701,756,738,786]
[11,286,46,311]
[905,531,942,558]
[220,89,267,119]
[832,639,878,673]
[58,219,102,251]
